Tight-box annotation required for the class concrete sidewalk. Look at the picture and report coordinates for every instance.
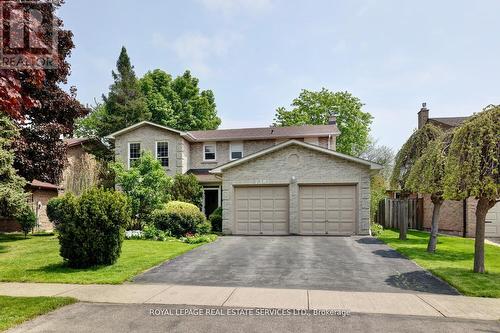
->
[0,282,499,321]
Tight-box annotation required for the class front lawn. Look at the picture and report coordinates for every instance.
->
[0,233,207,284]
[0,296,75,331]
[378,229,500,298]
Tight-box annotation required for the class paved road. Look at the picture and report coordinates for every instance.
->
[8,303,499,333]
[133,236,458,294]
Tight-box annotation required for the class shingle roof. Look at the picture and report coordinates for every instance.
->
[105,121,340,142]
[186,124,339,142]
[28,179,61,190]
[429,117,469,128]
[64,138,90,147]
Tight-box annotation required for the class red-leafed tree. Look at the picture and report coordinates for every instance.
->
[0,0,87,183]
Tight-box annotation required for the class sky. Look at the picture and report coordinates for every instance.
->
[58,0,500,151]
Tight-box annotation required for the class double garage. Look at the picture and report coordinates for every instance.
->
[211,140,381,236]
[234,185,356,235]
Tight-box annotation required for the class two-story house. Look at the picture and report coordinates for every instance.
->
[106,116,382,236]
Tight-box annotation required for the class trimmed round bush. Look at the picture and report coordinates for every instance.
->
[151,201,209,237]
[208,207,222,232]
[47,188,132,268]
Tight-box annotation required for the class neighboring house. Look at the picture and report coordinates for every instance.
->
[106,117,382,236]
[61,138,105,195]
[0,138,104,233]
[416,104,500,238]
[0,180,61,232]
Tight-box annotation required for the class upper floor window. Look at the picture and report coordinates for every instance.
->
[128,142,141,168]
[156,141,169,167]
[203,143,216,161]
[230,142,243,160]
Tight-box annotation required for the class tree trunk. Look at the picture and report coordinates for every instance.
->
[473,198,496,273]
[427,197,443,253]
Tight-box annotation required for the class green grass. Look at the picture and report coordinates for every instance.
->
[0,295,76,331]
[0,233,205,284]
[378,229,500,298]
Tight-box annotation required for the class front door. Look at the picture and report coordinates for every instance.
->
[204,188,220,218]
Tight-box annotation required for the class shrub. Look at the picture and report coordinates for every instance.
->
[208,207,222,232]
[112,152,172,228]
[151,201,208,237]
[47,188,132,268]
[182,234,218,244]
[142,224,172,241]
[196,220,212,235]
[170,173,203,208]
[370,223,383,237]
[16,205,36,238]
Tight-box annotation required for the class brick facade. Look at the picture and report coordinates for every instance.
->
[219,144,372,235]
[0,187,58,233]
[422,195,464,236]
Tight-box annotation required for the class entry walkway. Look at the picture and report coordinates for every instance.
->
[0,282,499,321]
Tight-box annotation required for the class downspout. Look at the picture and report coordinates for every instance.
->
[462,199,467,238]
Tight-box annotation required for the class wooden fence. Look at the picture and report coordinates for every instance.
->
[376,198,423,230]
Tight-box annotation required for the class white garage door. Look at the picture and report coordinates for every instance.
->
[234,186,289,235]
[300,185,356,235]
[485,202,500,237]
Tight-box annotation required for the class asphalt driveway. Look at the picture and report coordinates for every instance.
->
[133,236,458,295]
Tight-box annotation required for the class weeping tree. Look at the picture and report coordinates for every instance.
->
[444,105,500,273]
[406,132,454,252]
[391,124,443,239]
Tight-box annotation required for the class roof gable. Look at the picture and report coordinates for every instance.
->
[210,140,382,174]
[105,121,185,139]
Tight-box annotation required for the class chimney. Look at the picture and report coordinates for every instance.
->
[418,102,429,129]
[328,113,337,125]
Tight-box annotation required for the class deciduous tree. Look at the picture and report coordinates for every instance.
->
[444,105,500,273]
[112,152,172,228]
[2,0,88,183]
[406,132,453,252]
[390,123,443,240]
[273,89,373,156]
[139,69,221,131]
[391,124,443,190]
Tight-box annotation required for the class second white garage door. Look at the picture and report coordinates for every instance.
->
[299,185,356,235]
[485,202,500,237]
[234,186,289,235]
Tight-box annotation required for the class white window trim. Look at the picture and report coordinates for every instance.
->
[127,142,141,169]
[229,141,244,161]
[203,142,217,162]
[155,141,170,168]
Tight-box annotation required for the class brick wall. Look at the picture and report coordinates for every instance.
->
[114,124,185,175]
[0,218,21,232]
[220,143,371,235]
[422,195,464,236]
